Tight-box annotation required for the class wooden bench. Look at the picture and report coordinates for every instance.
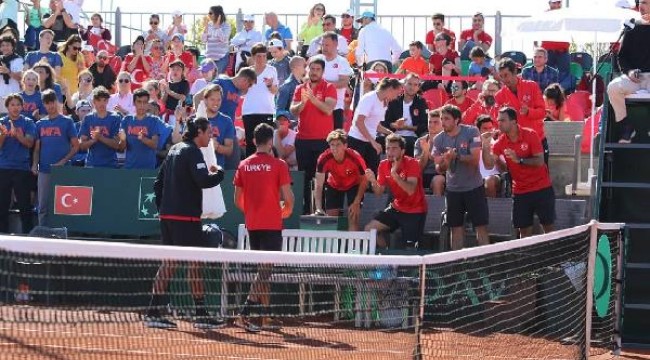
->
[228,226,413,328]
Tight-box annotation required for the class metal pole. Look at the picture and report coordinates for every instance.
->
[495,11,502,56]
[115,7,122,47]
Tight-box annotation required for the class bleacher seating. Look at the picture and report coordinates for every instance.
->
[544,121,585,156]
[570,52,594,72]
[421,88,448,109]
[500,51,527,68]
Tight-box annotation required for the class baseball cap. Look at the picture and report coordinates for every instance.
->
[198,59,217,73]
[172,10,182,17]
[549,0,561,2]
[75,99,92,112]
[356,11,375,22]
[274,110,291,121]
[342,9,354,16]
[171,33,184,42]
[169,59,185,69]
[243,14,255,22]
[268,39,284,48]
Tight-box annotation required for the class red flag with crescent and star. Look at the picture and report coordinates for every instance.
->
[54,186,94,216]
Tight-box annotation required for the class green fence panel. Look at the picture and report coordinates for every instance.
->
[49,167,303,238]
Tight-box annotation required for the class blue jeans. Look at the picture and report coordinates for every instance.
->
[212,55,231,75]
[24,26,43,50]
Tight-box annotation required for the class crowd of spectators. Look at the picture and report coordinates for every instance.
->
[0,0,645,250]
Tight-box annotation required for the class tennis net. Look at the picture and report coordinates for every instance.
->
[0,222,622,359]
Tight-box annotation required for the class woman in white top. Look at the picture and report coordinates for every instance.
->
[347,77,402,172]
[201,6,231,75]
[241,43,278,156]
[107,71,135,116]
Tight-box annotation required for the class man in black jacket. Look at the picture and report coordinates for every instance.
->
[381,73,428,156]
[606,0,650,143]
[144,117,226,330]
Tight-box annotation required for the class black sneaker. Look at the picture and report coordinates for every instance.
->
[618,126,636,144]
[144,315,177,329]
[194,315,226,330]
[233,316,261,333]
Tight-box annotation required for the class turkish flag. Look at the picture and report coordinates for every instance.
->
[54,186,94,216]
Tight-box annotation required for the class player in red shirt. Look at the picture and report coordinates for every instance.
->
[233,123,294,332]
[290,57,337,214]
[364,134,427,249]
[495,57,549,164]
[314,130,368,230]
[482,107,555,238]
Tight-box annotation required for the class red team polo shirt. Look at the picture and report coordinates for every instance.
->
[492,126,552,195]
[495,79,547,139]
[293,80,338,140]
[429,50,459,75]
[377,156,427,214]
[316,148,367,191]
[459,29,493,47]
[462,101,498,127]
[233,152,292,231]
[445,96,474,114]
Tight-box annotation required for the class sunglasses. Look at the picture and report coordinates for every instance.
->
[118,79,131,83]
[81,78,92,83]
[98,56,108,60]
[315,7,325,11]
[150,21,159,25]
[73,46,82,51]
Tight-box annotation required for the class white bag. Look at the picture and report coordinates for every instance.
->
[198,103,227,219]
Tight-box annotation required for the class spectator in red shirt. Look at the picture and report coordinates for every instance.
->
[121,36,152,87]
[459,12,493,60]
[364,134,427,250]
[428,33,460,89]
[445,80,474,114]
[463,78,500,126]
[482,107,555,238]
[495,58,549,164]
[234,123,294,332]
[313,130,368,231]
[425,13,456,52]
[338,9,358,44]
[290,57,337,214]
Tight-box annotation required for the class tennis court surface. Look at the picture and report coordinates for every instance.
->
[0,222,624,359]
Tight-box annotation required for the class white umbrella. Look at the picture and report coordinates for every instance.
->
[507,4,640,189]
[509,5,640,43]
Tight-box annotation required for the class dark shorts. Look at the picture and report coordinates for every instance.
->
[374,206,426,248]
[161,219,205,247]
[445,185,489,228]
[513,186,556,229]
[422,171,444,189]
[248,230,283,251]
[324,184,360,211]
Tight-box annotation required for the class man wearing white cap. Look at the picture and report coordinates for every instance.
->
[355,11,402,72]
[339,9,358,44]
[231,15,263,53]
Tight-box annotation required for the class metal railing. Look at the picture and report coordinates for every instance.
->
[17,8,532,57]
